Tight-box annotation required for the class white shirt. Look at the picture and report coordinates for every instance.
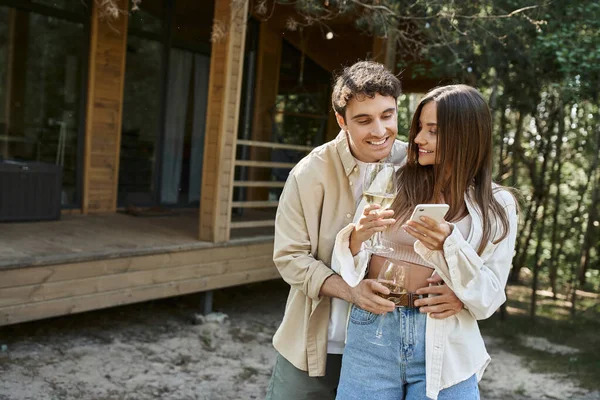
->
[331,188,519,400]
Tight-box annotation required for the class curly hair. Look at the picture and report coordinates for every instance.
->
[331,61,402,121]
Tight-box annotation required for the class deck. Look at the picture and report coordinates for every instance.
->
[0,210,278,326]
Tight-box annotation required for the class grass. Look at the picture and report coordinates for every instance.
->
[480,284,600,391]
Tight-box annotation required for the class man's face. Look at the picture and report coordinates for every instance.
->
[336,94,398,163]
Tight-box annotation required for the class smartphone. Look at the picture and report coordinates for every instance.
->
[409,204,450,224]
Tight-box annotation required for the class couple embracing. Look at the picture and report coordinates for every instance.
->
[265,61,518,400]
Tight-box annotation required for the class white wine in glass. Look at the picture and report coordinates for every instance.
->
[366,260,410,347]
[363,162,397,254]
[363,192,396,210]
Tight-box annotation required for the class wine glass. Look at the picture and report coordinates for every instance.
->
[362,162,397,254]
[365,259,410,346]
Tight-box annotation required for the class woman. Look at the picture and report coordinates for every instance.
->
[331,85,519,400]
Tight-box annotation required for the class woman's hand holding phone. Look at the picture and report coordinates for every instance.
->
[402,204,452,251]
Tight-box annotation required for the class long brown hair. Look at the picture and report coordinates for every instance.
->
[392,84,512,254]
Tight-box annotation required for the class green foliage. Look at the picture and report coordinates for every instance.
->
[277,0,600,298]
[402,0,600,298]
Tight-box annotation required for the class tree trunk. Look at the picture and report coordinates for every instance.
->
[510,111,525,187]
[497,107,508,181]
[529,100,561,321]
[571,124,600,316]
[510,104,558,283]
[577,172,599,287]
[511,199,539,282]
[557,183,592,299]
[548,104,566,299]
[530,184,551,321]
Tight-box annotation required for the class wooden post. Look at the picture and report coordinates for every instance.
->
[82,0,129,213]
[371,34,397,72]
[247,23,282,201]
[199,0,249,242]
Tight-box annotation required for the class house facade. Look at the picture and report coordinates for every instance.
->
[0,0,431,326]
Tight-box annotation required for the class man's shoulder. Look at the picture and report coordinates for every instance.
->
[290,139,341,179]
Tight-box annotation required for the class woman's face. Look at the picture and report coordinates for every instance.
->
[414,101,438,166]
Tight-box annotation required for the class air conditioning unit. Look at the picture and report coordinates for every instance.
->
[0,160,62,222]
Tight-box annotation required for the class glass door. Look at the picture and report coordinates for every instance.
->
[119,0,212,208]
[159,49,209,205]
[0,2,88,207]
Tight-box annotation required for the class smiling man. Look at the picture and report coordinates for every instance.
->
[266,61,408,399]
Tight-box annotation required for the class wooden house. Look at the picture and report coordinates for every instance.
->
[0,0,436,326]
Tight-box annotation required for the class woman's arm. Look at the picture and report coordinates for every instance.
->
[407,192,519,320]
[331,201,395,284]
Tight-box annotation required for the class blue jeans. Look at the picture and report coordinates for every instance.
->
[336,305,480,400]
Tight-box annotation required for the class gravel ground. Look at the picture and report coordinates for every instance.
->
[0,280,597,400]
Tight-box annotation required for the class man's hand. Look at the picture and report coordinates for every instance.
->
[413,275,464,319]
[349,279,395,314]
[349,204,395,255]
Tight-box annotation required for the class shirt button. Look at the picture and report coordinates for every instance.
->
[354,167,358,172]
[349,181,353,186]
[346,213,352,218]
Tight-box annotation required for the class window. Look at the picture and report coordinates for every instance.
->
[0,2,88,207]
[119,0,212,207]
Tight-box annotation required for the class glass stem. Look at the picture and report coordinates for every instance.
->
[375,313,387,339]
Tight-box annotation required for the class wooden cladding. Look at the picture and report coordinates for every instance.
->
[199,0,249,242]
[0,242,276,326]
[83,0,128,213]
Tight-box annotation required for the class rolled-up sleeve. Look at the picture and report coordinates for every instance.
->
[273,175,335,302]
[331,223,370,287]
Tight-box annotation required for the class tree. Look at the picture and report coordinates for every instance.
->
[102,0,600,319]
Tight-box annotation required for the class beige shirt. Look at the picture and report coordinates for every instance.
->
[272,131,407,376]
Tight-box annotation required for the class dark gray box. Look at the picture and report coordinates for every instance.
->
[0,160,63,222]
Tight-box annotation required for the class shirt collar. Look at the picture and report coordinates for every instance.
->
[335,130,357,177]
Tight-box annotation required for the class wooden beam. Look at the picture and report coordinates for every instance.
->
[230,201,279,208]
[233,181,285,188]
[0,241,277,326]
[235,160,296,169]
[0,242,273,289]
[230,220,275,229]
[199,0,249,242]
[248,22,283,201]
[237,139,313,152]
[83,0,129,213]
[0,266,279,326]
[0,255,273,308]
[371,35,397,72]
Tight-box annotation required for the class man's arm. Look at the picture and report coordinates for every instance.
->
[274,173,395,314]
[273,174,338,302]
[320,274,396,315]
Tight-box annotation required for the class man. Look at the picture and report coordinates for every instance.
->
[266,61,462,399]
